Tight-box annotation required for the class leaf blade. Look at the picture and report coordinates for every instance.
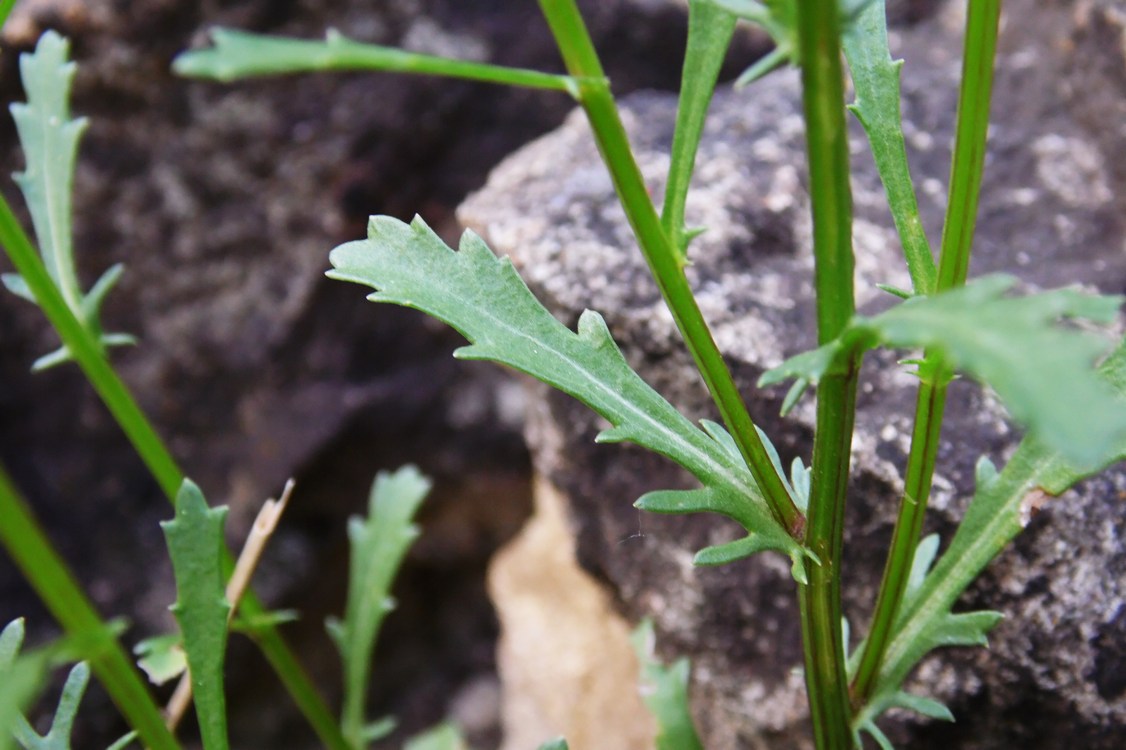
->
[174,27,575,94]
[330,466,430,748]
[661,0,737,259]
[328,216,806,572]
[161,480,230,750]
[630,619,704,750]
[762,276,1126,468]
[842,0,936,294]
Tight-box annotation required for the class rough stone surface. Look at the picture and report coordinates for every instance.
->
[460,1,1126,747]
[488,476,655,750]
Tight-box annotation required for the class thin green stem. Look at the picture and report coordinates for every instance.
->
[794,0,856,747]
[0,198,182,499]
[0,465,182,750]
[536,0,802,535]
[174,28,579,95]
[802,371,858,750]
[0,195,351,750]
[849,0,1001,710]
[849,363,949,703]
[936,0,1002,290]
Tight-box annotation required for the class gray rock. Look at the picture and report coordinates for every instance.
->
[459,0,1126,746]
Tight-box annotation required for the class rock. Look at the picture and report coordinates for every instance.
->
[488,476,656,750]
[460,0,1126,746]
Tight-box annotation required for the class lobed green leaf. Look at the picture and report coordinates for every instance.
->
[328,216,809,574]
[10,663,89,750]
[174,27,576,95]
[133,634,186,686]
[762,275,1126,469]
[661,1,737,259]
[842,0,937,294]
[6,31,133,369]
[630,619,704,750]
[0,621,44,750]
[0,622,91,750]
[161,480,230,750]
[326,465,430,748]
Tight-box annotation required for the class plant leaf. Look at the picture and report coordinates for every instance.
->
[9,662,89,750]
[104,732,137,750]
[360,717,396,743]
[761,275,1126,468]
[537,740,569,750]
[328,466,430,747]
[630,619,704,750]
[842,0,937,294]
[7,31,132,367]
[0,621,45,750]
[173,27,575,95]
[133,634,186,686]
[161,480,230,750]
[403,722,466,750]
[328,216,807,575]
[859,338,1126,731]
[10,31,86,311]
[1,273,35,303]
[661,0,737,259]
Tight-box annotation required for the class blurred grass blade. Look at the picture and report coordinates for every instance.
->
[326,466,430,749]
[161,481,230,750]
[174,27,577,95]
[842,0,936,294]
[661,1,737,259]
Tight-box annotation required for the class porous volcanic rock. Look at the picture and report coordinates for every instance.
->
[461,1,1126,747]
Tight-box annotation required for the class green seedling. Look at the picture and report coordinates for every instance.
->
[631,619,705,750]
[161,481,231,750]
[1,31,134,370]
[327,466,431,747]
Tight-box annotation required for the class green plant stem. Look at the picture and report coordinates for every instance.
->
[0,465,182,750]
[849,363,948,702]
[0,199,182,500]
[536,0,802,535]
[936,0,1002,291]
[802,372,858,750]
[794,1,856,747]
[0,195,351,750]
[849,0,1001,709]
[174,28,579,95]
